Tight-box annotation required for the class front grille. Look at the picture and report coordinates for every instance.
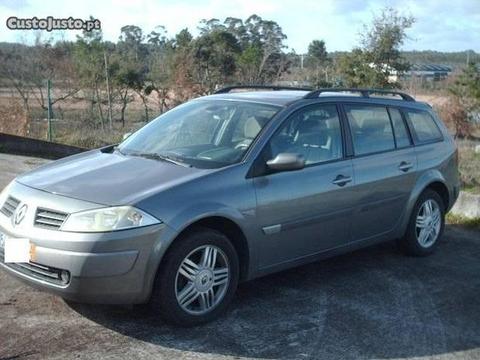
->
[0,244,70,286]
[34,208,68,230]
[0,196,20,217]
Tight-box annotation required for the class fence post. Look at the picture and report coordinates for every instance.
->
[47,79,53,142]
[104,51,113,131]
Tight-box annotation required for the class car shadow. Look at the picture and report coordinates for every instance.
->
[68,228,480,359]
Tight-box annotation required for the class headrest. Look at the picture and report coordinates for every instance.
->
[244,117,262,139]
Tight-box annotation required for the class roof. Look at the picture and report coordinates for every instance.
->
[198,89,430,110]
[409,64,452,72]
[201,90,309,106]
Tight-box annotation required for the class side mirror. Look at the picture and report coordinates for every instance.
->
[122,132,132,141]
[266,153,305,172]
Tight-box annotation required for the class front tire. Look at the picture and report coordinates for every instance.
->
[150,227,239,326]
[399,189,445,256]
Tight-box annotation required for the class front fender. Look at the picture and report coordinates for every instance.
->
[165,201,248,233]
[140,203,255,302]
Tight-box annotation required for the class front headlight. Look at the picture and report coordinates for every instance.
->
[60,206,161,232]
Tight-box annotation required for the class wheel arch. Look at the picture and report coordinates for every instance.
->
[424,181,449,210]
[400,170,449,238]
[156,214,251,284]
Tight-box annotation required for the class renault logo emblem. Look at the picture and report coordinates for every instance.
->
[13,204,28,226]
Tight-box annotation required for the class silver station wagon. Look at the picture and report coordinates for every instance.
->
[0,86,459,326]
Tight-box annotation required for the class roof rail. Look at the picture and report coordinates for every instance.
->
[303,88,415,102]
[214,85,312,94]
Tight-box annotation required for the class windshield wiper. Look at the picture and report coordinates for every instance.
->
[129,152,192,167]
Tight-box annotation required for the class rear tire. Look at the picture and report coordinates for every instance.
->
[399,189,445,256]
[150,227,239,326]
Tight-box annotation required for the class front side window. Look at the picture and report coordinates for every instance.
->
[267,104,343,165]
[404,110,443,143]
[345,105,395,155]
[119,100,280,168]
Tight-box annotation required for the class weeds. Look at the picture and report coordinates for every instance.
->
[446,213,480,228]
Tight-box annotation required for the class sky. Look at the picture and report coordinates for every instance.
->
[0,0,479,53]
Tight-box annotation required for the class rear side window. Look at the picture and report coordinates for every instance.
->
[404,110,442,143]
[389,108,411,148]
[345,105,395,155]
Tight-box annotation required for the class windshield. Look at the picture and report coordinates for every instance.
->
[118,100,280,168]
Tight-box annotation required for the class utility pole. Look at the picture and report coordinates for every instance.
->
[104,51,113,131]
[47,79,52,141]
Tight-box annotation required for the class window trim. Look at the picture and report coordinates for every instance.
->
[387,106,414,149]
[401,108,444,145]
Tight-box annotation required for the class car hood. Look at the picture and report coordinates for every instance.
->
[16,149,209,205]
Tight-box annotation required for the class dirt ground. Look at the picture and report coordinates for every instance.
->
[0,153,479,360]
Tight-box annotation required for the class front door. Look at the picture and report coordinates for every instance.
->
[253,103,356,269]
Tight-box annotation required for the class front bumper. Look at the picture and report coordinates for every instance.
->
[0,181,170,304]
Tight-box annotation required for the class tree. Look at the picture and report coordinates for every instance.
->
[118,25,147,61]
[192,15,291,86]
[117,25,150,122]
[338,49,384,88]
[306,40,331,86]
[0,40,78,116]
[175,28,193,48]
[147,25,168,48]
[191,29,241,91]
[244,15,288,82]
[146,27,178,114]
[308,40,327,65]
[73,25,108,128]
[338,7,414,88]
[449,62,480,104]
[446,62,480,138]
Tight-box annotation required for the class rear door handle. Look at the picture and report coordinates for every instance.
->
[398,161,413,172]
[332,175,352,187]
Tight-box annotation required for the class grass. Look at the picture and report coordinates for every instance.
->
[457,139,480,195]
[446,213,480,228]
[463,186,480,194]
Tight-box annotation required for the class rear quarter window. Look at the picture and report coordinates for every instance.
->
[404,110,443,143]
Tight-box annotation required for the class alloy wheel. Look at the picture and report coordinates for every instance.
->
[175,245,230,315]
[415,199,442,248]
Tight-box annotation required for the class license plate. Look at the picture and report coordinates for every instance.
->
[0,232,33,263]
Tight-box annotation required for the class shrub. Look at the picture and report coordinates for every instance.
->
[0,100,30,136]
[437,97,472,139]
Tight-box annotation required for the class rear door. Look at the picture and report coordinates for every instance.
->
[253,103,355,269]
[343,104,418,241]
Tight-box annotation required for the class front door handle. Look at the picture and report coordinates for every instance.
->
[398,161,413,172]
[332,175,352,187]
